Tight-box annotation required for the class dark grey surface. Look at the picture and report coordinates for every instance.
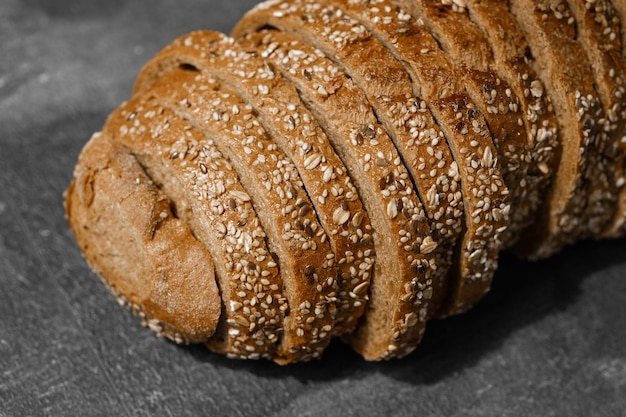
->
[1,0,626,415]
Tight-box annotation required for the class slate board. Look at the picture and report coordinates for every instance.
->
[1,1,625,415]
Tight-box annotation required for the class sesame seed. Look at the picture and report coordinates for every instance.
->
[229,190,251,202]
[387,199,399,219]
[304,152,323,170]
[333,206,350,225]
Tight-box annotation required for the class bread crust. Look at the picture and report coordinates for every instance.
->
[139,32,375,338]
[233,1,448,359]
[564,0,626,238]
[390,0,532,246]
[240,27,438,359]
[149,68,338,363]
[65,132,221,344]
[103,95,287,359]
[464,0,560,246]
[306,0,509,315]
[509,0,616,258]
[64,0,626,364]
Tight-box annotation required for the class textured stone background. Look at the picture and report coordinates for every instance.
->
[1,1,625,415]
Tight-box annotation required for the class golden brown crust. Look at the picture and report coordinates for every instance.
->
[391,0,532,246]
[306,0,508,315]
[397,0,494,70]
[64,0,626,364]
[429,95,510,315]
[137,31,375,338]
[460,68,529,237]
[147,68,337,363]
[103,94,286,360]
[464,0,560,246]
[65,132,221,344]
[250,27,443,357]
[564,0,626,238]
[509,0,616,258]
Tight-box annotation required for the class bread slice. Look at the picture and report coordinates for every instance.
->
[297,0,510,315]
[401,0,495,71]
[65,132,221,344]
[145,68,338,363]
[509,0,616,258]
[564,0,626,238]
[390,0,532,245]
[142,32,375,338]
[102,94,286,360]
[241,27,447,359]
[464,0,560,246]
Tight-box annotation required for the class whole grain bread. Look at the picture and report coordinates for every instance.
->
[509,0,616,258]
[464,0,560,246]
[564,0,626,239]
[137,31,375,338]
[235,23,441,359]
[65,0,626,363]
[298,0,509,315]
